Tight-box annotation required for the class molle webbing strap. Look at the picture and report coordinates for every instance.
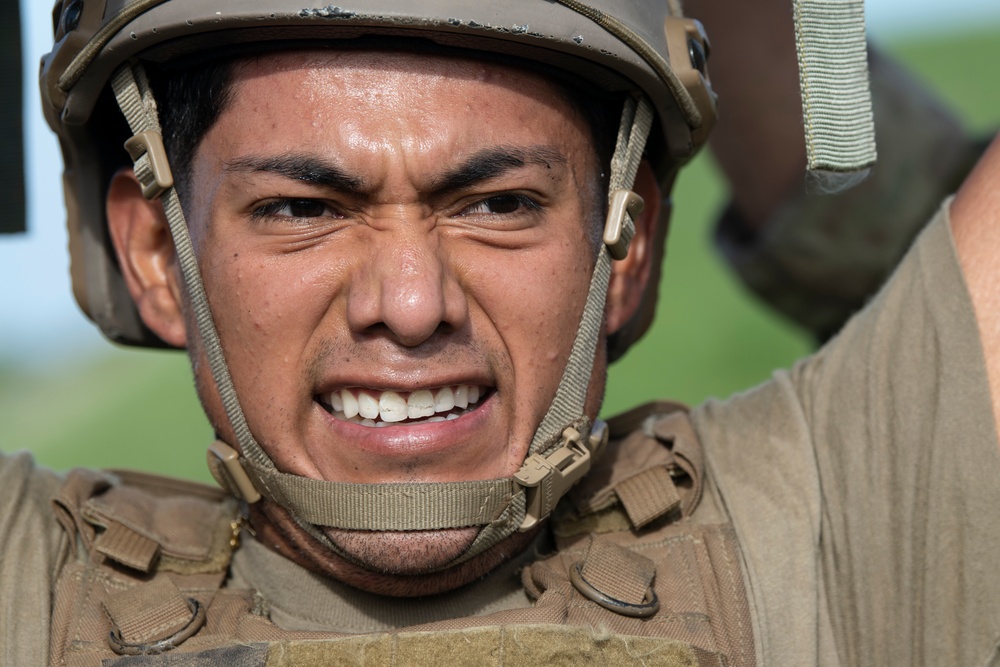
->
[792,0,876,191]
[247,468,517,531]
[579,536,657,607]
[529,95,653,456]
[103,577,203,653]
[615,466,681,529]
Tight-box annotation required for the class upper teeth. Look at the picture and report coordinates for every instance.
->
[324,385,484,424]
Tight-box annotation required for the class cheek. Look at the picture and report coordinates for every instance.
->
[464,236,594,396]
[200,242,348,390]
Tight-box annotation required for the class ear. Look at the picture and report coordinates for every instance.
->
[106,168,188,347]
[605,160,662,334]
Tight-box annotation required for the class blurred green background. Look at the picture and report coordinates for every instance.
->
[3,28,999,483]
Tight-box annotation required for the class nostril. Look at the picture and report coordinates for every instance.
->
[346,238,467,344]
[377,274,453,346]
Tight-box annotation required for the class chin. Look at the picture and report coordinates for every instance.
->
[324,526,480,575]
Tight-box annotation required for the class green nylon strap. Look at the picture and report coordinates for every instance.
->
[528,95,652,457]
[246,462,517,531]
[111,64,261,473]
[792,0,877,190]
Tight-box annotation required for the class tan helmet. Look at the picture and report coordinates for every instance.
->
[41,0,723,567]
[42,0,716,354]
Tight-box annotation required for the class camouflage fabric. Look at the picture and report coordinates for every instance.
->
[715,52,987,342]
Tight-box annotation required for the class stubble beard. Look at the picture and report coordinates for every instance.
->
[323,526,480,575]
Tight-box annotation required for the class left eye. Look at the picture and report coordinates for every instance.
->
[458,194,538,216]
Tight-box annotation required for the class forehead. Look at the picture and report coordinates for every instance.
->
[230,47,571,103]
[216,49,592,151]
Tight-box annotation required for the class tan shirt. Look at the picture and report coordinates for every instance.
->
[700,202,1000,665]
[3,203,999,665]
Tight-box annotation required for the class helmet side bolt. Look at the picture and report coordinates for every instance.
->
[62,0,83,34]
[688,37,707,75]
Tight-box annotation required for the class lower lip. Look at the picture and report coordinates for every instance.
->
[316,392,496,458]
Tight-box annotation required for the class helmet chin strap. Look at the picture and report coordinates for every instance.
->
[111,61,652,570]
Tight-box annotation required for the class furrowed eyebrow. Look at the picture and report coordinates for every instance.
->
[224,153,366,194]
[430,146,566,197]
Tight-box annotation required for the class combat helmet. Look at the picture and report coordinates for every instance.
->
[40,0,873,568]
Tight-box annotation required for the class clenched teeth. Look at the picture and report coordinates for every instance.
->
[321,385,487,426]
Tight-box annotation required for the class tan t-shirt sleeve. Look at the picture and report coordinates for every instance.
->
[0,451,65,667]
[696,202,1000,665]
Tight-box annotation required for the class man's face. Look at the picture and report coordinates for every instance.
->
[164,50,623,572]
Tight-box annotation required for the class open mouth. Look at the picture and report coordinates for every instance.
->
[317,385,489,427]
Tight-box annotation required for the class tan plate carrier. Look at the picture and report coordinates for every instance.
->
[48,403,755,666]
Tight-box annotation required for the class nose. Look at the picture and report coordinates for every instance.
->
[347,227,467,347]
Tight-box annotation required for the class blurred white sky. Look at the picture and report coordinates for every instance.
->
[3,0,1000,370]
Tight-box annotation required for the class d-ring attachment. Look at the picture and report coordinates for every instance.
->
[108,597,206,655]
[569,561,660,618]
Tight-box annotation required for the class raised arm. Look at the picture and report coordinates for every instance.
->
[685,0,984,341]
[950,135,1000,434]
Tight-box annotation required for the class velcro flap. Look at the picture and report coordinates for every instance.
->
[104,577,192,645]
[95,520,160,572]
[50,468,115,554]
[265,628,709,666]
[581,536,655,606]
[615,466,681,529]
[83,485,236,565]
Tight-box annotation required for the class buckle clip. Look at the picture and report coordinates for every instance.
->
[603,189,645,260]
[515,421,609,531]
[124,130,175,200]
[207,441,262,504]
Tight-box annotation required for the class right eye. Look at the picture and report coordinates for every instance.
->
[251,198,344,221]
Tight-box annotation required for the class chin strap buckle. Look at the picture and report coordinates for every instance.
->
[124,130,174,201]
[515,420,609,531]
[603,189,644,260]
[207,441,262,504]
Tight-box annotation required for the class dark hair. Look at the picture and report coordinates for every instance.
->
[146,59,238,199]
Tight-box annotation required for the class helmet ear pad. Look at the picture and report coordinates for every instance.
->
[605,159,663,337]
[106,167,188,348]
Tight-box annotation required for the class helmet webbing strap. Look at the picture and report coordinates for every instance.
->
[528,94,651,457]
[111,64,259,464]
[792,0,876,191]
[110,62,651,564]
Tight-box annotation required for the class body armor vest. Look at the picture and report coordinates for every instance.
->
[47,403,755,666]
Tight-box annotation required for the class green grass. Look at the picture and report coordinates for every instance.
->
[890,29,1000,134]
[6,27,999,481]
[0,350,214,482]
